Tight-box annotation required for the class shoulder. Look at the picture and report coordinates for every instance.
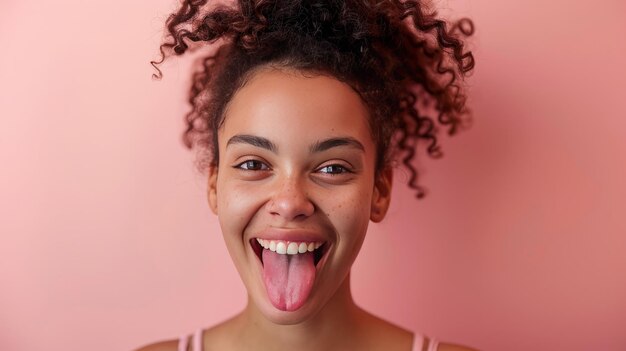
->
[436,341,480,351]
[133,339,178,351]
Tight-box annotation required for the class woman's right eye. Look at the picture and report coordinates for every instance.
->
[235,160,270,171]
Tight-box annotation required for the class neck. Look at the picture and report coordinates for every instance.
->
[234,273,366,351]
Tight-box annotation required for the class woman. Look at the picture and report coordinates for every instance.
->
[138,0,477,350]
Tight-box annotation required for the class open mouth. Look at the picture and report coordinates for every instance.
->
[250,236,330,311]
[250,238,328,268]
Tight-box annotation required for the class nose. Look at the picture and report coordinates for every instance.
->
[266,176,315,221]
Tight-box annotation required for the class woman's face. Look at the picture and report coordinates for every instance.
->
[207,67,392,324]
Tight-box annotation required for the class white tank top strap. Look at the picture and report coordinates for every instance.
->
[412,332,439,351]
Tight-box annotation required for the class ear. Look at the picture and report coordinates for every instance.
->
[370,167,393,223]
[207,165,218,215]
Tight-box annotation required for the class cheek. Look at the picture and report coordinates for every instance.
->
[325,186,372,241]
[217,179,266,238]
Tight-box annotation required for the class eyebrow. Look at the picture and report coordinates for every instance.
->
[227,134,278,153]
[225,134,365,154]
[310,137,365,153]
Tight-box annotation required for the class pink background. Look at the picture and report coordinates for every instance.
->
[1,1,625,350]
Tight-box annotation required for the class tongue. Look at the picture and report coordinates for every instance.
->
[262,249,316,312]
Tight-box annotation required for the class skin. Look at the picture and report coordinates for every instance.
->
[136,67,478,351]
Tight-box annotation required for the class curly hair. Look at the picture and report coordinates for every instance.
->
[152,0,475,198]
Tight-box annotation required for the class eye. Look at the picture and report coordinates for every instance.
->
[317,164,351,175]
[235,159,270,171]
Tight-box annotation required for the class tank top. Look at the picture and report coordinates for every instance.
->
[177,328,439,351]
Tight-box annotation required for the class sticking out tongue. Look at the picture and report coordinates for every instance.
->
[262,249,316,312]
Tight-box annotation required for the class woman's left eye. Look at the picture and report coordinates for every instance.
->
[236,160,269,171]
[317,164,350,175]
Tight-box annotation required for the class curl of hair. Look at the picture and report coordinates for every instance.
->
[152,0,475,198]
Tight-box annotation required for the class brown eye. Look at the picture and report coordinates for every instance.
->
[318,164,350,175]
[236,160,269,171]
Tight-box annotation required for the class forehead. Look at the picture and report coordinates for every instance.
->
[219,68,374,150]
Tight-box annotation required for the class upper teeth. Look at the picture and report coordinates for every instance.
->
[256,238,323,255]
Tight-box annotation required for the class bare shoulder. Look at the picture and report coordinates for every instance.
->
[437,342,480,351]
[133,339,178,351]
